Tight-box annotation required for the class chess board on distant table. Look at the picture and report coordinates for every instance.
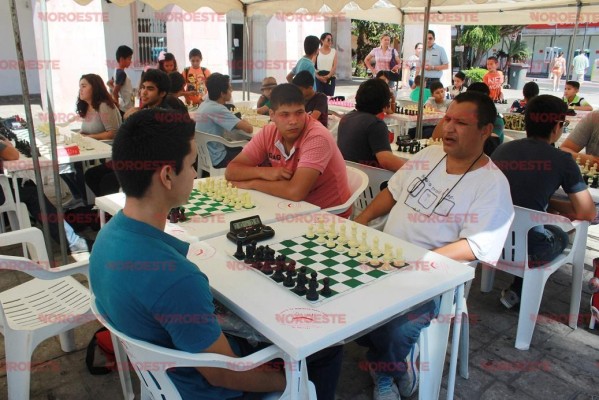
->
[230,220,408,304]
[577,158,599,188]
[168,179,256,222]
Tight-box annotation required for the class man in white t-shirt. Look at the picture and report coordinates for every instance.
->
[354,91,514,400]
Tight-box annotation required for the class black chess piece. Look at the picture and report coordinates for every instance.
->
[272,264,285,282]
[234,235,246,260]
[178,207,187,222]
[255,246,264,262]
[261,261,273,275]
[168,208,178,223]
[306,272,319,301]
[320,277,332,297]
[244,243,255,264]
[252,261,262,270]
[296,266,308,286]
[287,260,297,276]
[283,270,295,287]
[293,278,307,296]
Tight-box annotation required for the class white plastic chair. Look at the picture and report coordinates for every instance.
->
[0,175,21,232]
[0,227,92,400]
[480,206,589,350]
[195,131,248,178]
[91,299,316,400]
[345,161,393,230]
[322,165,368,216]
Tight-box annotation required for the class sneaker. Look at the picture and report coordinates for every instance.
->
[369,368,400,400]
[63,197,85,210]
[397,343,419,398]
[500,288,520,309]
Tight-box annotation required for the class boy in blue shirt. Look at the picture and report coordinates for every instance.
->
[287,35,320,90]
[91,108,342,399]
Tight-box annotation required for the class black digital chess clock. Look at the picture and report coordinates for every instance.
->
[227,215,275,244]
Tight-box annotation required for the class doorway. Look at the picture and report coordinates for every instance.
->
[230,23,244,81]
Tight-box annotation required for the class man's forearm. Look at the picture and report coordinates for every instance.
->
[246,179,306,202]
[225,164,267,181]
[354,188,396,225]
[433,239,476,262]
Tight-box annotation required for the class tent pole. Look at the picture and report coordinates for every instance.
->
[40,0,68,264]
[8,0,55,258]
[566,1,582,81]
[415,0,432,139]
[242,4,249,101]
[398,11,405,87]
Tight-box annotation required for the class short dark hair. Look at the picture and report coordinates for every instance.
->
[115,45,133,61]
[453,91,497,128]
[525,95,568,139]
[355,79,390,114]
[467,82,490,96]
[159,53,178,72]
[415,42,422,49]
[112,108,195,198]
[429,81,444,93]
[454,71,466,81]
[522,81,539,100]
[414,75,422,86]
[376,70,390,80]
[292,70,314,88]
[206,73,230,101]
[188,48,202,59]
[487,56,499,63]
[565,80,580,90]
[304,36,320,56]
[168,72,186,93]
[428,30,435,39]
[270,84,304,111]
[142,69,170,95]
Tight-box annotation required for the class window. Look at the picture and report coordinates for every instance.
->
[136,17,167,66]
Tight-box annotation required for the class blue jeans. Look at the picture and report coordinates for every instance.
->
[355,297,441,379]
[511,225,569,294]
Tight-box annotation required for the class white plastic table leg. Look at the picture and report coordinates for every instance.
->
[59,329,76,352]
[446,284,465,400]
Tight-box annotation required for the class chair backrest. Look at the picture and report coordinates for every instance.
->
[0,175,17,214]
[501,206,574,268]
[345,161,393,214]
[195,131,247,178]
[90,298,289,400]
[322,165,369,215]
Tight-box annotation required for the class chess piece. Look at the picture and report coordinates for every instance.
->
[261,260,273,275]
[393,247,405,267]
[320,277,332,297]
[306,225,315,239]
[316,232,327,244]
[293,277,307,296]
[283,270,295,287]
[287,260,297,276]
[317,217,326,235]
[234,235,246,260]
[306,272,319,301]
[348,241,359,257]
[178,207,187,222]
[244,243,255,264]
[326,238,335,248]
[338,225,347,244]
[371,237,381,257]
[328,222,337,239]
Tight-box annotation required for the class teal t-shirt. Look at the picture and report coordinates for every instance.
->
[410,87,432,103]
[90,211,240,399]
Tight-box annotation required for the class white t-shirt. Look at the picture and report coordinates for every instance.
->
[316,48,336,72]
[384,145,514,264]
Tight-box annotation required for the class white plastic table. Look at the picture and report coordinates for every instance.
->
[190,212,474,399]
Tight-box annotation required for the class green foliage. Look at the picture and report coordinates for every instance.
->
[464,68,487,84]
[459,26,501,67]
[351,19,402,77]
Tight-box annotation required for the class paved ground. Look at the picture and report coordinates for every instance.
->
[2,76,599,399]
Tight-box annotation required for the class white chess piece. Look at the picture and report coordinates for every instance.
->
[306,225,315,239]
[371,237,381,257]
[393,247,405,267]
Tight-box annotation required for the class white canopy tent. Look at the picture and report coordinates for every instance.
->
[8,0,598,264]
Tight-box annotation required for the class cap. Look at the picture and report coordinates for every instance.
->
[261,77,277,90]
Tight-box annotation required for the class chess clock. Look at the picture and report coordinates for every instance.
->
[227,215,275,244]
